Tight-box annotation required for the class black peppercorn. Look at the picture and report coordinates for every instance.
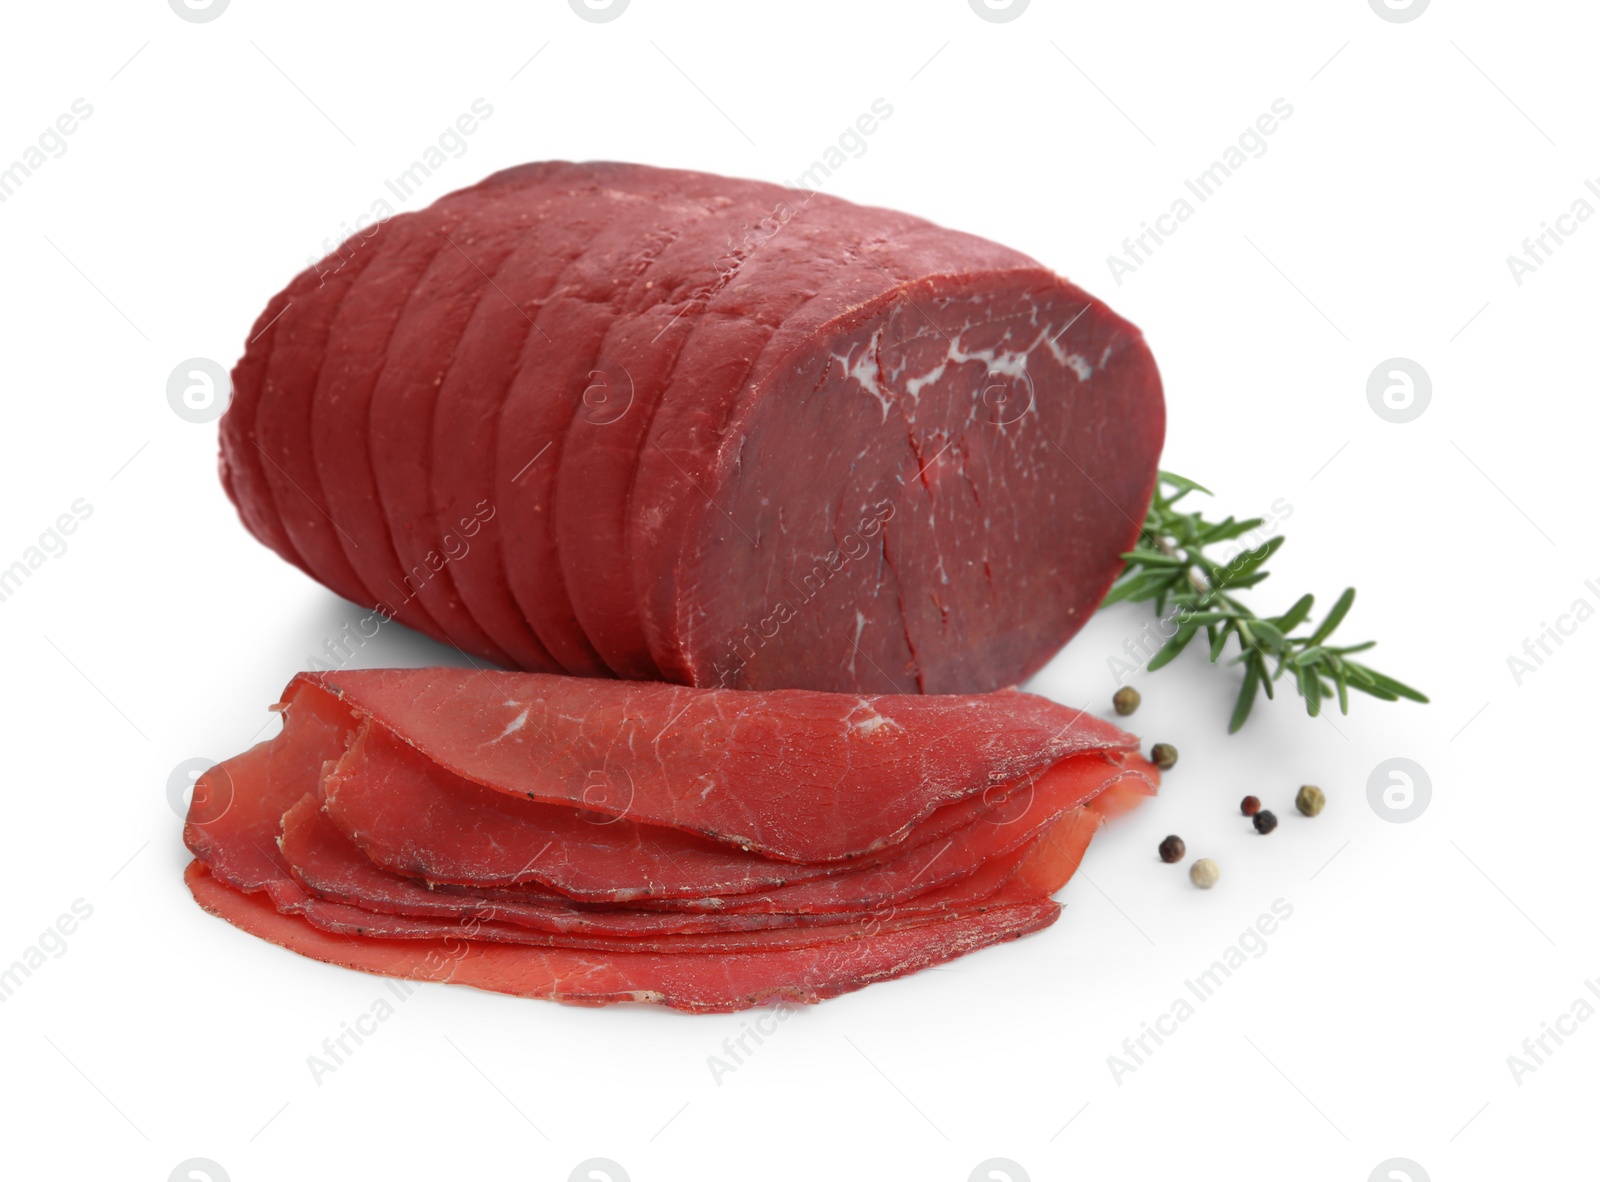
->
[1159,835,1186,863]
[1253,809,1278,835]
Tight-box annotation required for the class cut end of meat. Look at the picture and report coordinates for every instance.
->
[658,269,1164,694]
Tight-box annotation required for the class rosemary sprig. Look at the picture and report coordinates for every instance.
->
[1102,471,1428,732]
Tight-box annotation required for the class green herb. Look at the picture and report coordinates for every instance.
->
[1103,471,1428,732]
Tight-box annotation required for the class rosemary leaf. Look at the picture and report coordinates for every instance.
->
[1103,471,1428,731]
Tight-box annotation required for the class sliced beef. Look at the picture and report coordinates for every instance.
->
[492,165,738,675]
[183,667,1157,1010]
[305,666,1133,861]
[182,679,354,892]
[601,755,1144,915]
[218,287,314,580]
[221,161,1164,693]
[319,715,1130,901]
[365,181,554,666]
[188,861,1058,1013]
[283,791,1070,936]
[551,172,873,678]
[320,719,847,901]
[280,888,979,956]
[427,170,611,671]
[308,216,462,638]
[252,244,384,609]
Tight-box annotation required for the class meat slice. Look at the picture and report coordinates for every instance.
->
[187,862,1058,1012]
[220,161,1164,694]
[618,756,1147,915]
[435,771,1144,918]
[184,666,1158,1009]
[428,169,614,671]
[306,666,1134,861]
[283,791,1075,936]
[489,164,752,676]
[252,244,385,609]
[320,719,840,900]
[182,679,354,892]
[320,716,1126,900]
[280,887,982,956]
[276,822,1062,956]
[365,184,548,665]
[218,287,315,581]
[307,216,462,638]
[282,795,794,934]
[279,761,1132,942]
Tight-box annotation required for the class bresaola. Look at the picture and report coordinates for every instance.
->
[184,669,1158,1011]
[196,163,1169,1009]
[220,161,1165,694]
[308,666,1136,861]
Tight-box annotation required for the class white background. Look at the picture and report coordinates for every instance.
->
[1,1,1593,1179]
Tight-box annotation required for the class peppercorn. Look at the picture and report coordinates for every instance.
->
[1158,835,1185,863]
[1253,809,1278,835]
[1240,795,1261,817]
[1112,687,1140,716]
[1296,784,1326,817]
[1189,858,1220,889]
[1150,743,1178,771]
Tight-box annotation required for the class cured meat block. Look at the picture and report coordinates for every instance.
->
[220,161,1164,693]
[183,668,1158,1010]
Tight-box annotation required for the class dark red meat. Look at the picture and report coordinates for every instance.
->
[188,861,1059,1013]
[319,719,1070,901]
[181,679,354,893]
[220,161,1164,693]
[305,666,1134,862]
[282,792,1090,937]
[322,716,1133,904]
[184,668,1158,1010]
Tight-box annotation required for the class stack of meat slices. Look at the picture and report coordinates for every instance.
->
[184,669,1158,1012]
